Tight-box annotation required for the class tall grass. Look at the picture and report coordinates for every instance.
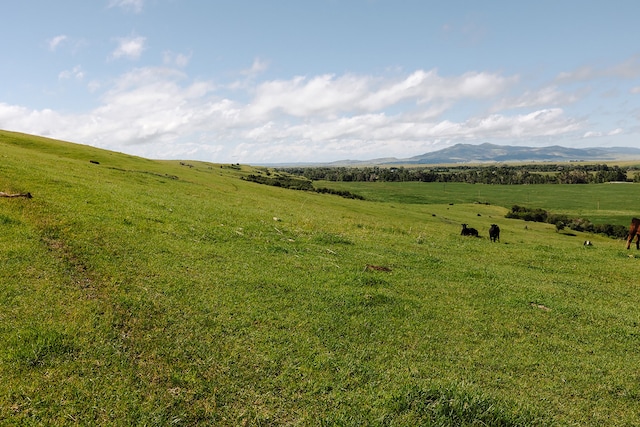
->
[1,130,639,425]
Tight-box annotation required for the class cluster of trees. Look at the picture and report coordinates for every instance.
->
[506,205,629,238]
[243,173,314,190]
[279,164,639,184]
[242,174,364,199]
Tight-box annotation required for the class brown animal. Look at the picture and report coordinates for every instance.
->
[626,218,640,250]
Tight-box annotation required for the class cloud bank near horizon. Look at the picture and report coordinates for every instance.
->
[3,59,636,163]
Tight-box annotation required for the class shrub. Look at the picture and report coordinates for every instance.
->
[506,205,627,239]
[243,173,365,199]
[506,205,548,222]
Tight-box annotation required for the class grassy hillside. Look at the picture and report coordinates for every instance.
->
[1,129,639,426]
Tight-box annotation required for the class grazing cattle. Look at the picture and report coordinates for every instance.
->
[489,224,500,242]
[626,218,640,250]
[584,240,593,246]
[461,224,479,237]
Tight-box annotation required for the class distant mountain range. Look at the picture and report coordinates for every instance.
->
[308,143,640,167]
[397,143,640,165]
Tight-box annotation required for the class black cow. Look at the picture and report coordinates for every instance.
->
[489,224,500,242]
[461,224,479,237]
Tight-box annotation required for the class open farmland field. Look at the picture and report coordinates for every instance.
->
[314,180,638,227]
[1,130,640,426]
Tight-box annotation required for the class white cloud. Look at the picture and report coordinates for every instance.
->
[631,86,640,94]
[108,0,144,13]
[58,66,84,81]
[583,128,624,139]
[492,86,579,112]
[110,35,146,60]
[75,68,227,150]
[218,108,581,162]
[583,131,602,138]
[249,74,369,117]
[248,69,515,119]
[0,103,66,138]
[0,65,615,163]
[48,35,68,51]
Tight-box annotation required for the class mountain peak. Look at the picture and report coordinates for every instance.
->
[397,143,640,164]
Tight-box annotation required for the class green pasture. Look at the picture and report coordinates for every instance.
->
[1,130,639,426]
[314,180,638,226]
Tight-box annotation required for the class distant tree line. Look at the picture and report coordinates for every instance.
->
[278,164,640,184]
[506,205,628,239]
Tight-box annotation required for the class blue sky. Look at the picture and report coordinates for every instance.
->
[1,0,639,163]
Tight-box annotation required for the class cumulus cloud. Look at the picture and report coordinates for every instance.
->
[0,103,66,138]
[110,35,146,60]
[0,65,607,163]
[74,68,219,145]
[249,74,369,117]
[248,70,515,119]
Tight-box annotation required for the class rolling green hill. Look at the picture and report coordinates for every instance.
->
[1,129,639,426]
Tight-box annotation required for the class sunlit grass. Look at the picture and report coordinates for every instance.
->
[1,130,639,425]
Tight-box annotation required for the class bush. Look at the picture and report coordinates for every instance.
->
[592,223,628,239]
[243,174,314,190]
[242,174,365,199]
[547,213,570,227]
[506,205,548,222]
[314,187,365,200]
[506,205,627,239]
